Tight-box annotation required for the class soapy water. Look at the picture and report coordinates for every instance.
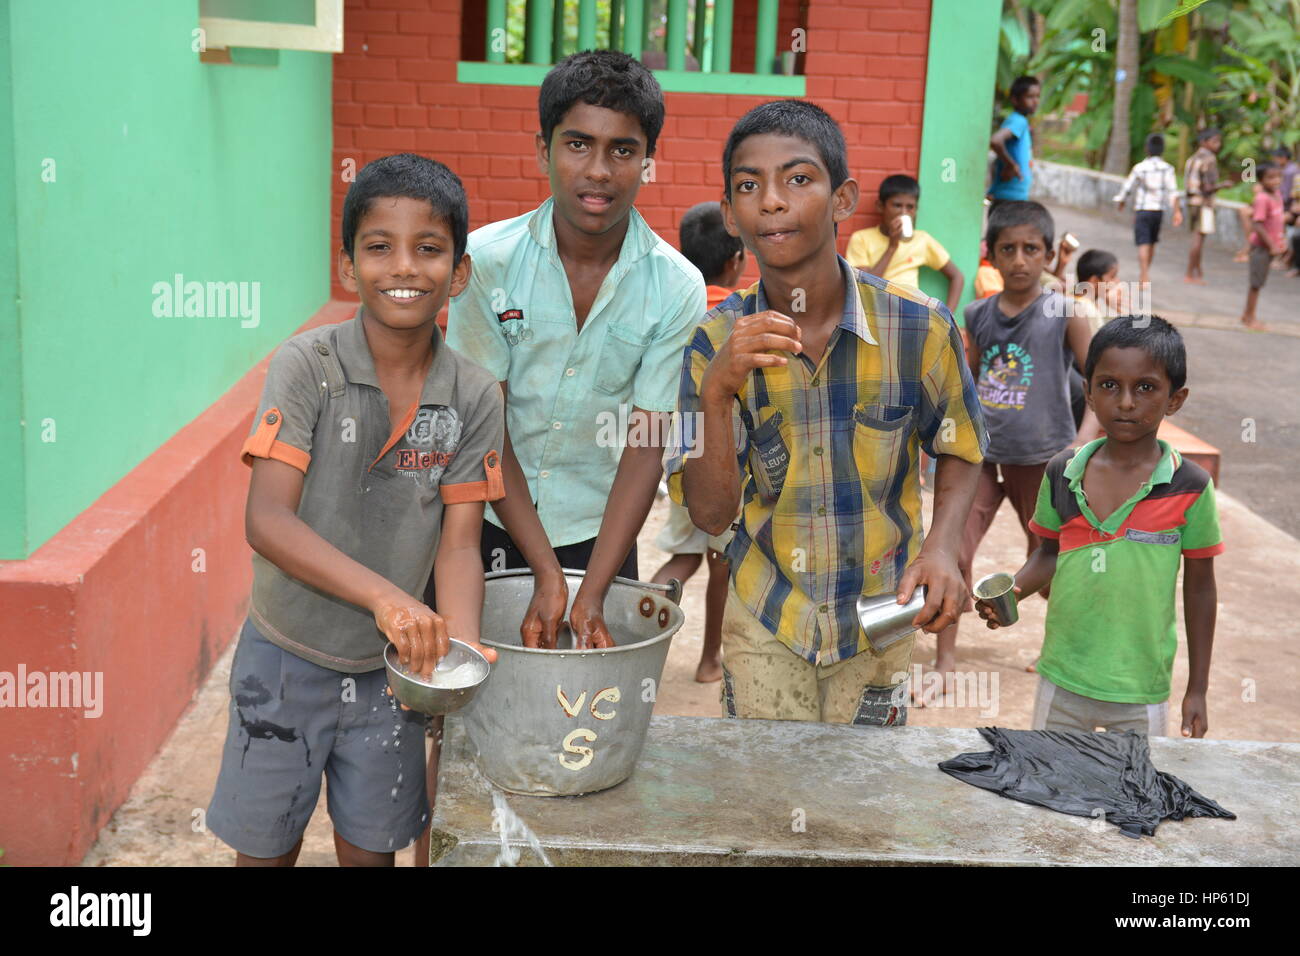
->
[400,660,483,689]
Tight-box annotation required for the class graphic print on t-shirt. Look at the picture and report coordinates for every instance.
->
[394,406,462,486]
[978,342,1035,411]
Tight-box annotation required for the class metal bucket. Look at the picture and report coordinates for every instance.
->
[460,569,684,796]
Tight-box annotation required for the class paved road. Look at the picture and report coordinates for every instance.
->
[1044,201,1300,539]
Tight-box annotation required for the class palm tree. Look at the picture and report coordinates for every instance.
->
[1104,0,1139,174]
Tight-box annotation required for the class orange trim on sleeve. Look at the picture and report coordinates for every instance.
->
[1183,542,1225,559]
[269,441,310,473]
[241,408,311,473]
[441,450,506,504]
[370,401,420,471]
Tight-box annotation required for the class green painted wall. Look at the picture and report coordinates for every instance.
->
[1,0,332,559]
[0,5,23,558]
[916,0,1001,326]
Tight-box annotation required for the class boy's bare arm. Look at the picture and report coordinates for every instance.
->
[245,457,449,677]
[568,414,667,649]
[432,501,490,652]
[989,128,1019,178]
[1181,556,1217,738]
[1065,311,1103,443]
[488,386,568,648]
[866,218,903,276]
[939,260,964,315]
[898,453,981,633]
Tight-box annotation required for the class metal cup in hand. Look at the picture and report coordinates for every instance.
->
[856,587,927,652]
[973,572,1019,626]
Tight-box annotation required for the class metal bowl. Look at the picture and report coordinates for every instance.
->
[383,639,490,716]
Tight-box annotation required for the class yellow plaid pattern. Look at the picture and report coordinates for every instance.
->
[665,258,987,664]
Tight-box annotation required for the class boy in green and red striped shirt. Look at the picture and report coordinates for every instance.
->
[977,316,1222,738]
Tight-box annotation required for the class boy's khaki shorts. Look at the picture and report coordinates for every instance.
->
[719,583,913,725]
[1031,676,1168,736]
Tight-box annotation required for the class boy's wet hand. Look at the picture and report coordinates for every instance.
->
[374,595,447,679]
[521,573,568,649]
[702,311,801,400]
[568,596,616,649]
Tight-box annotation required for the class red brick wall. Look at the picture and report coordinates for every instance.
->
[332,0,931,298]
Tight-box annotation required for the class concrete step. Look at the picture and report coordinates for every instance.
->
[1159,419,1221,484]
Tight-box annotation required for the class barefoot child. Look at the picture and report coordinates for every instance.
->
[650,201,744,683]
[1240,161,1286,331]
[1115,132,1183,288]
[977,317,1222,737]
[445,51,705,650]
[929,201,1100,699]
[207,155,504,865]
[666,100,987,724]
[1183,128,1232,283]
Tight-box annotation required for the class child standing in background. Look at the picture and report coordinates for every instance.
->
[651,201,745,683]
[926,200,1099,699]
[978,317,1222,738]
[846,174,965,315]
[1115,132,1183,288]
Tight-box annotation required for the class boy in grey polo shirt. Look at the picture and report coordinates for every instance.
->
[444,51,706,651]
[207,155,504,866]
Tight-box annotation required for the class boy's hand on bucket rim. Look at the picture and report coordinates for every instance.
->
[521,570,568,649]
[897,550,966,634]
[567,594,616,649]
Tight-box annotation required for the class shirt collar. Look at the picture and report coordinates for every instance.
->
[526,196,657,263]
[1064,437,1179,490]
[752,256,878,347]
[336,309,455,407]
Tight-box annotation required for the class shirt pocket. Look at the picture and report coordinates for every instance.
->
[852,403,914,484]
[593,323,648,396]
[747,405,791,503]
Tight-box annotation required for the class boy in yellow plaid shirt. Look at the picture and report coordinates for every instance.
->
[664,102,988,724]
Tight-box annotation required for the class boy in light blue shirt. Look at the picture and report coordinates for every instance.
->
[988,76,1040,203]
[443,50,706,650]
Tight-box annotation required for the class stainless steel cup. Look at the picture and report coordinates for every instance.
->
[973,572,1019,626]
[856,587,927,651]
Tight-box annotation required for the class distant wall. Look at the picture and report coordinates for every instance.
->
[0,0,333,559]
[1031,158,1249,250]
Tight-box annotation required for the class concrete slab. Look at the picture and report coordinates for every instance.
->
[430,715,1300,866]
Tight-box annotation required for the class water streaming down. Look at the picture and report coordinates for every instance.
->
[463,752,553,866]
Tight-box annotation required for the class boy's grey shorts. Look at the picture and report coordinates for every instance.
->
[1031,676,1168,737]
[207,618,431,858]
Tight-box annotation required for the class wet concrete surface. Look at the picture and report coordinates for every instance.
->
[430,716,1299,866]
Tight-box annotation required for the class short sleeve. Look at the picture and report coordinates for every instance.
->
[446,250,511,382]
[439,376,506,504]
[663,324,747,508]
[923,233,950,271]
[1028,471,1061,539]
[916,311,987,463]
[1252,194,1271,222]
[241,341,321,473]
[845,229,872,271]
[632,271,707,413]
[1005,112,1027,142]
[1181,479,1225,558]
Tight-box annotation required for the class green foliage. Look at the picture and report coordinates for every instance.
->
[1002,0,1300,171]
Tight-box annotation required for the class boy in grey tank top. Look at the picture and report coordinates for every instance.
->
[923,201,1100,702]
